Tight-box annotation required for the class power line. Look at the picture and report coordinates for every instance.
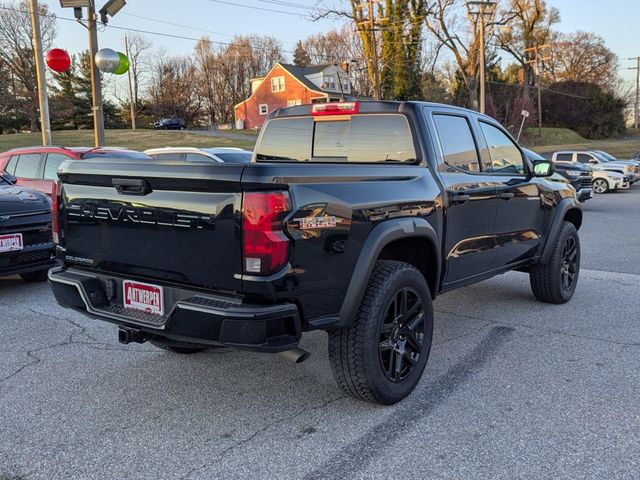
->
[120,12,238,38]
[208,0,305,16]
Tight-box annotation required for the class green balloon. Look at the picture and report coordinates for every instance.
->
[114,52,129,75]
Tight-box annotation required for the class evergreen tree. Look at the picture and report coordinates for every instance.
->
[380,0,425,100]
[293,40,311,67]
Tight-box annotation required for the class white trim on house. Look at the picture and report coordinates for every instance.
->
[234,63,326,109]
[287,99,302,106]
[271,76,285,92]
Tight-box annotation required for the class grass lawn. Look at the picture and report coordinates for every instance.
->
[0,129,256,153]
[1,126,638,159]
[521,127,640,158]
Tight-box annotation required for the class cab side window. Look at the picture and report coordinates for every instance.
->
[14,154,42,178]
[478,122,525,174]
[555,153,573,162]
[576,154,594,164]
[432,114,480,172]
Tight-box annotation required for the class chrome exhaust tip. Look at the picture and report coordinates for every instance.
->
[278,348,310,364]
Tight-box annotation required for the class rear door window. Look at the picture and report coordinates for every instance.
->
[14,153,42,178]
[555,153,573,162]
[432,114,480,172]
[44,153,73,180]
[255,115,416,163]
[5,155,19,174]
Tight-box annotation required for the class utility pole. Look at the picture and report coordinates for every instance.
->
[525,44,551,137]
[87,3,105,147]
[467,1,497,114]
[629,57,639,130]
[357,0,384,100]
[28,0,51,145]
[125,35,136,130]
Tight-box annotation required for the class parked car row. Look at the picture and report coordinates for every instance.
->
[535,149,640,199]
[0,143,252,283]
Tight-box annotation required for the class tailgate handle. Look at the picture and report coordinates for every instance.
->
[112,178,151,196]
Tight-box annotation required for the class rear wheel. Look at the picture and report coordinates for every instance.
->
[328,260,433,405]
[529,221,580,304]
[20,270,48,282]
[592,178,609,194]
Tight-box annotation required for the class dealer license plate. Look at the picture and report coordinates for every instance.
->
[0,234,23,253]
[123,280,164,316]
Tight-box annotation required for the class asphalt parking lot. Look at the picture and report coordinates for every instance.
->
[1,187,639,480]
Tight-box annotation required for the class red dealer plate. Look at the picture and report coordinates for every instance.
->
[0,233,23,253]
[123,280,164,316]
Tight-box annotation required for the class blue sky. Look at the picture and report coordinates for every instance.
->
[46,0,639,81]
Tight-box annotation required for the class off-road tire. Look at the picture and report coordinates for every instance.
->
[328,260,433,405]
[529,221,580,304]
[20,270,48,282]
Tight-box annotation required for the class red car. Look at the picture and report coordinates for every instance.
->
[0,146,152,196]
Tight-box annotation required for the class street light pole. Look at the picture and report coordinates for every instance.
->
[87,2,105,147]
[630,57,640,130]
[28,0,51,145]
[479,14,486,114]
[125,35,136,130]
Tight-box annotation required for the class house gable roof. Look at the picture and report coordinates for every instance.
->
[234,62,331,108]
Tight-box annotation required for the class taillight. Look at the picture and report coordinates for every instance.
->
[311,101,359,116]
[51,182,60,244]
[242,191,291,275]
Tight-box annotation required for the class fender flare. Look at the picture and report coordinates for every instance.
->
[539,198,582,264]
[336,218,440,328]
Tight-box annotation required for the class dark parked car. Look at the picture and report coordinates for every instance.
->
[49,101,582,405]
[524,149,592,202]
[153,118,186,130]
[0,173,56,282]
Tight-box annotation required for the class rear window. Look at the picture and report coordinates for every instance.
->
[255,114,416,163]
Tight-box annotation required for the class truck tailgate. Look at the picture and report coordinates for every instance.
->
[57,159,244,292]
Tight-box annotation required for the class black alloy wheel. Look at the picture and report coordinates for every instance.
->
[560,236,578,291]
[378,287,425,383]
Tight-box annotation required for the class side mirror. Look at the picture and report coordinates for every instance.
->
[532,159,554,177]
[1,172,17,184]
[589,159,598,164]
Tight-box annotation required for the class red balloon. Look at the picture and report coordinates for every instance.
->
[46,49,71,73]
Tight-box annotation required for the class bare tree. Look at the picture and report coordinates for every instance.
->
[423,0,483,108]
[547,31,618,90]
[497,0,559,96]
[0,0,57,131]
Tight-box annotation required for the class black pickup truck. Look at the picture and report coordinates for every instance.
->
[49,101,583,404]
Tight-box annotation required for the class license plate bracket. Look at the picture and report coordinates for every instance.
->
[123,280,164,316]
[0,233,23,253]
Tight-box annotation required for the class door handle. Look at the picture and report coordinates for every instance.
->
[499,192,515,200]
[450,193,471,204]
[112,178,151,196]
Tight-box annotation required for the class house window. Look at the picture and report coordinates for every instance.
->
[271,76,285,92]
[323,75,336,90]
[259,104,269,115]
[287,99,302,107]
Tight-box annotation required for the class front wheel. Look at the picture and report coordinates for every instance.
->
[529,222,580,304]
[592,178,609,194]
[328,260,434,405]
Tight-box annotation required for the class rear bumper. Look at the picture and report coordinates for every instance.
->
[48,267,302,352]
[0,242,56,277]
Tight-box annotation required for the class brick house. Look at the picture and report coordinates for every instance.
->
[234,63,354,129]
